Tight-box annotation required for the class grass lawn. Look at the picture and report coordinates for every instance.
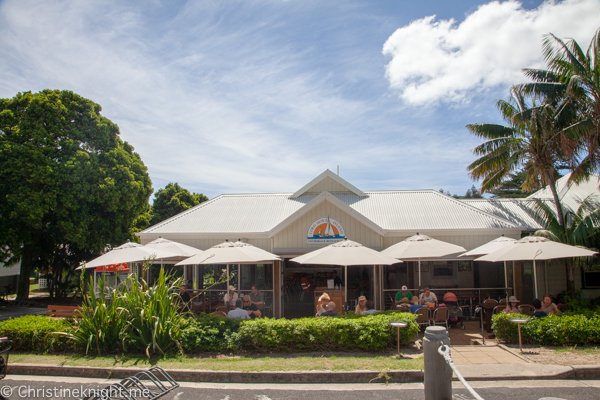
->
[10,353,423,372]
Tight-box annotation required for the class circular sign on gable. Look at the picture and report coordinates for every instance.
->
[307,216,346,244]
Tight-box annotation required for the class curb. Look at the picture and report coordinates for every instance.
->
[8,364,424,384]
[8,363,600,383]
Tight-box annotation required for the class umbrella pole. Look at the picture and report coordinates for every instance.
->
[344,265,348,311]
[418,258,421,288]
[533,259,539,299]
[504,261,508,299]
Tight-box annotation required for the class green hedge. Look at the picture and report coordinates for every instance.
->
[0,311,419,355]
[237,312,419,352]
[180,314,242,352]
[0,315,72,352]
[492,312,600,346]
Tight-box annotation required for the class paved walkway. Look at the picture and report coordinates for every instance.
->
[0,306,46,321]
[446,320,526,365]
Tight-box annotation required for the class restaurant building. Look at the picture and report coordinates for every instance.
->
[138,170,600,318]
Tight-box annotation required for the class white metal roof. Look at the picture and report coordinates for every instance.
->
[141,189,519,236]
[527,173,600,212]
[461,198,543,230]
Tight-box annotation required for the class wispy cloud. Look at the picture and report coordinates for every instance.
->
[383,0,600,106]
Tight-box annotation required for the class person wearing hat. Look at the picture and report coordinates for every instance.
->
[355,295,368,314]
[504,296,520,314]
[395,285,415,308]
[242,295,261,319]
[223,285,238,310]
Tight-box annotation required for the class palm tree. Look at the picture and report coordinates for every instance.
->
[520,28,600,181]
[532,196,600,297]
[467,87,574,227]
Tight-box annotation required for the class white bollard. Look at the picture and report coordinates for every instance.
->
[423,326,452,400]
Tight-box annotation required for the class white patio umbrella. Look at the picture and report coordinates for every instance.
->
[289,239,402,307]
[381,233,466,288]
[475,236,598,299]
[176,240,282,294]
[175,240,281,266]
[459,235,517,290]
[78,242,179,269]
[145,237,203,259]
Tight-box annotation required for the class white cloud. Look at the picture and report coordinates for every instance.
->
[383,0,600,106]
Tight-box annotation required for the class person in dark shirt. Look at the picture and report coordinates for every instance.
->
[531,298,548,318]
[332,270,342,287]
[178,286,191,312]
[242,295,261,319]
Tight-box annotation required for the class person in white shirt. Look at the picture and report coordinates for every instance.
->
[227,300,250,319]
[419,287,438,306]
[223,285,238,310]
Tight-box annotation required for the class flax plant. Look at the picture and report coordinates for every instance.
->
[121,265,186,358]
[62,273,127,356]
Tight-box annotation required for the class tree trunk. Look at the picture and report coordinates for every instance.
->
[566,258,576,299]
[547,175,565,227]
[16,245,34,301]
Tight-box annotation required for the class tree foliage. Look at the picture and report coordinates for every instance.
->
[489,171,532,198]
[149,182,208,226]
[0,90,152,299]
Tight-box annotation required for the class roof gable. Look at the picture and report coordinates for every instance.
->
[292,170,366,198]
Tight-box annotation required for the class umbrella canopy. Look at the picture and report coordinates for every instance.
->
[460,236,517,258]
[79,242,179,269]
[381,234,466,288]
[289,239,402,267]
[459,235,518,296]
[175,240,281,265]
[145,237,203,259]
[289,239,401,307]
[94,263,130,273]
[382,234,466,259]
[474,236,597,262]
[475,236,597,298]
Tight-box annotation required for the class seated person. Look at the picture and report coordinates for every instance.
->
[531,298,548,318]
[409,304,424,314]
[395,285,415,307]
[419,287,438,306]
[361,300,378,315]
[321,301,338,317]
[504,296,520,314]
[355,295,368,314]
[541,294,560,315]
[242,295,261,319]
[249,285,265,310]
[178,285,191,312]
[223,285,238,310]
[316,293,330,316]
[227,299,250,319]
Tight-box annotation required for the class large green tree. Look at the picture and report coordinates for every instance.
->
[467,87,575,227]
[0,90,153,299]
[149,183,208,226]
[520,28,600,181]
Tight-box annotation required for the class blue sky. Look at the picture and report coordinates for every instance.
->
[1,0,599,199]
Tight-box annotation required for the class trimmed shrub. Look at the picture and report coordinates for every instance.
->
[0,315,72,352]
[180,314,242,352]
[492,312,600,346]
[236,312,419,352]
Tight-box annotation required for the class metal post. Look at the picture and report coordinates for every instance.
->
[423,326,452,400]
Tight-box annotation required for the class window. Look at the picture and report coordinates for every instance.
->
[433,261,453,277]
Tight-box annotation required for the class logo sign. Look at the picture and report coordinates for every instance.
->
[307,216,346,244]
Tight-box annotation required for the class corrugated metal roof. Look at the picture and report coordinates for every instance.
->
[141,189,519,235]
[527,173,600,212]
[461,198,544,230]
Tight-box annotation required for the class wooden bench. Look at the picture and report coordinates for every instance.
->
[46,305,82,318]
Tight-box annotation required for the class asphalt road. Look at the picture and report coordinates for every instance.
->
[1,376,599,400]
